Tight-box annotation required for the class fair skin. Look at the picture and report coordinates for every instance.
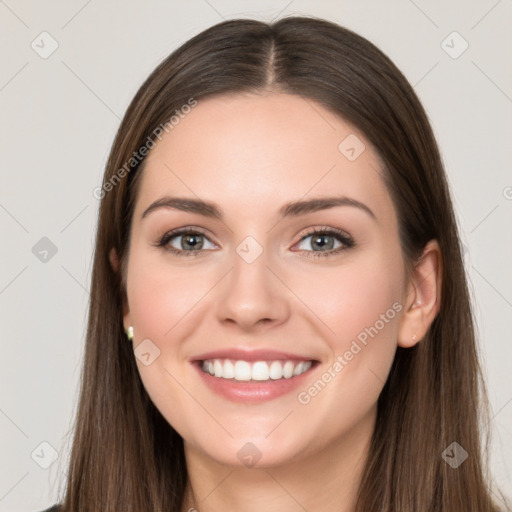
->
[110,91,441,512]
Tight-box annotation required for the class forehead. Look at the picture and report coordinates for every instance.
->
[133,92,393,224]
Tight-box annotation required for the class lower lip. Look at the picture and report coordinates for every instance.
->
[192,361,317,403]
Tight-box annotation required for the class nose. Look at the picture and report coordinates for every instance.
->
[216,244,291,331]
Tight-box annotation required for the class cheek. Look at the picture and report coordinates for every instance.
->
[290,255,403,445]
[294,251,403,407]
[125,256,201,432]
[297,252,403,347]
[126,250,210,343]
[124,250,219,420]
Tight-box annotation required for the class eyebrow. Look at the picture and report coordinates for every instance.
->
[141,195,376,222]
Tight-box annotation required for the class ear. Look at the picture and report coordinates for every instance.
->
[397,239,442,348]
[109,247,132,331]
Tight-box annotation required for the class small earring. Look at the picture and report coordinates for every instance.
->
[412,334,417,341]
[125,326,134,341]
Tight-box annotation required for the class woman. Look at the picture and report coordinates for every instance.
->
[43,15,507,512]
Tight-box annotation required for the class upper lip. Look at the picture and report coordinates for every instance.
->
[192,348,317,362]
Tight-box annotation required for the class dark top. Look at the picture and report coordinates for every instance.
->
[39,506,61,512]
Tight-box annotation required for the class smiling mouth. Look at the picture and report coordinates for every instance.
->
[199,358,316,382]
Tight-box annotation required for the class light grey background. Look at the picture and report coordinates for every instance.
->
[1,1,511,510]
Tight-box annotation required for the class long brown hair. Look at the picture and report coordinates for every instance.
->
[55,16,507,511]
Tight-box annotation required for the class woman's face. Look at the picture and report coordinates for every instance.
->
[121,91,408,467]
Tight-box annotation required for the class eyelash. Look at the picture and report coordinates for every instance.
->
[154,225,355,259]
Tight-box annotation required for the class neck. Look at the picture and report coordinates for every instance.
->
[181,407,376,512]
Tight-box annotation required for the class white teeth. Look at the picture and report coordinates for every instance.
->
[213,359,223,377]
[201,358,313,381]
[269,361,283,379]
[251,361,269,381]
[234,360,251,381]
[223,359,235,379]
[283,361,294,378]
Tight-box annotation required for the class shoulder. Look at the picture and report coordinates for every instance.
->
[38,505,61,512]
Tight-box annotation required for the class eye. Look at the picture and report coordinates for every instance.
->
[293,227,354,259]
[155,227,216,257]
[154,225,355,259]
